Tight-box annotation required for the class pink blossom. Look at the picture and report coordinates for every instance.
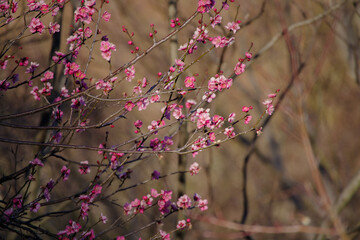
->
[0,60,8,70]
[208,75,232,91]
[177,220,187,229]
[30,86,40,100]
[150,91,160,103]
[198,199,208,211]
[192,26,208,42]
[189,162,200,176]
[134,120,143,128]
[195,108,211,129]
[175,59,185,71]
[234,62,246,75]
[12,195,22,208]
[102,11,111,22]
[197,0,215,13]
[177,194,191,209]
[30,158,44,167]
[159,230,170,240]
[78,161,90,174]
[57,220,82,236]
[74,6,95,24]
[225,21,241,33]
[100,213,107,224]
[228,112,236,123]
[48,22,60,34]
[61,166,70,181]
[151,189,160,198]
[137,97,149,111]
[244,115,252,125]
[30,201,40,213]
[64,62,79,75]
[263,99,274,115]
[245,52,252,59]
[172,105,184,119]
[26,62,39,73]
[268,93,277,98]
[185,99,196,109]
[184,76,196,88]
[224,127,235,138]
[125,65,135,82]
[210,14,222,28]
[100,41,116,61]
[210,114,224,129]
[29,18,44,34]
[81,229,95,240]
[124,101,135,111]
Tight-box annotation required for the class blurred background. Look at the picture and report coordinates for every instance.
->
[1,0,360,239]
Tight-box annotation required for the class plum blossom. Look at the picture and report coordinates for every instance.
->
[234,61,246,75]
[184,76,196,88]
[100,40,116,61]
[30,201,40,213]
[78,161,90,174]
[125,65,135,82]
[177,194,191,209]
[224,127,235,138]
[263,98,274,115]
[189,162,200,176]
[198,199,208,211]
[30,158,44,167]
[210,14,222,28]
[197,0,215,13]
[61,166,70,181]
[159,230,170,240]
[177,220,187,229]
[244,115,252,125]
[208,74,232,91]
[29,18,44,34]
[48,22,60,34]
[225,21,241,33]
[102,11,111,21]
[228,112,236,123]
[184,100,196,110]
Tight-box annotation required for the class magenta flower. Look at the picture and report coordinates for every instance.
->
[61,166,70,181]
[30,158,44,167]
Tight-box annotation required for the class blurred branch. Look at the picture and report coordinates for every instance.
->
[199,216,337,236]
[252,0,347,61]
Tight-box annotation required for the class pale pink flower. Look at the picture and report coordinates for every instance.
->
[228,112,236,123]
[78,161,90,175]
[177,194,191,209]
[198,199,208,211]
[225,21,240,33]
[100,41,116,61]
[177,220,187,229]
[48,22,60,34]
[210,14,222,28]
[189,162,200,176]
[102,11,111,22]
[244,115,252,125]
[29,18,44,34]
[234,62,246,75]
